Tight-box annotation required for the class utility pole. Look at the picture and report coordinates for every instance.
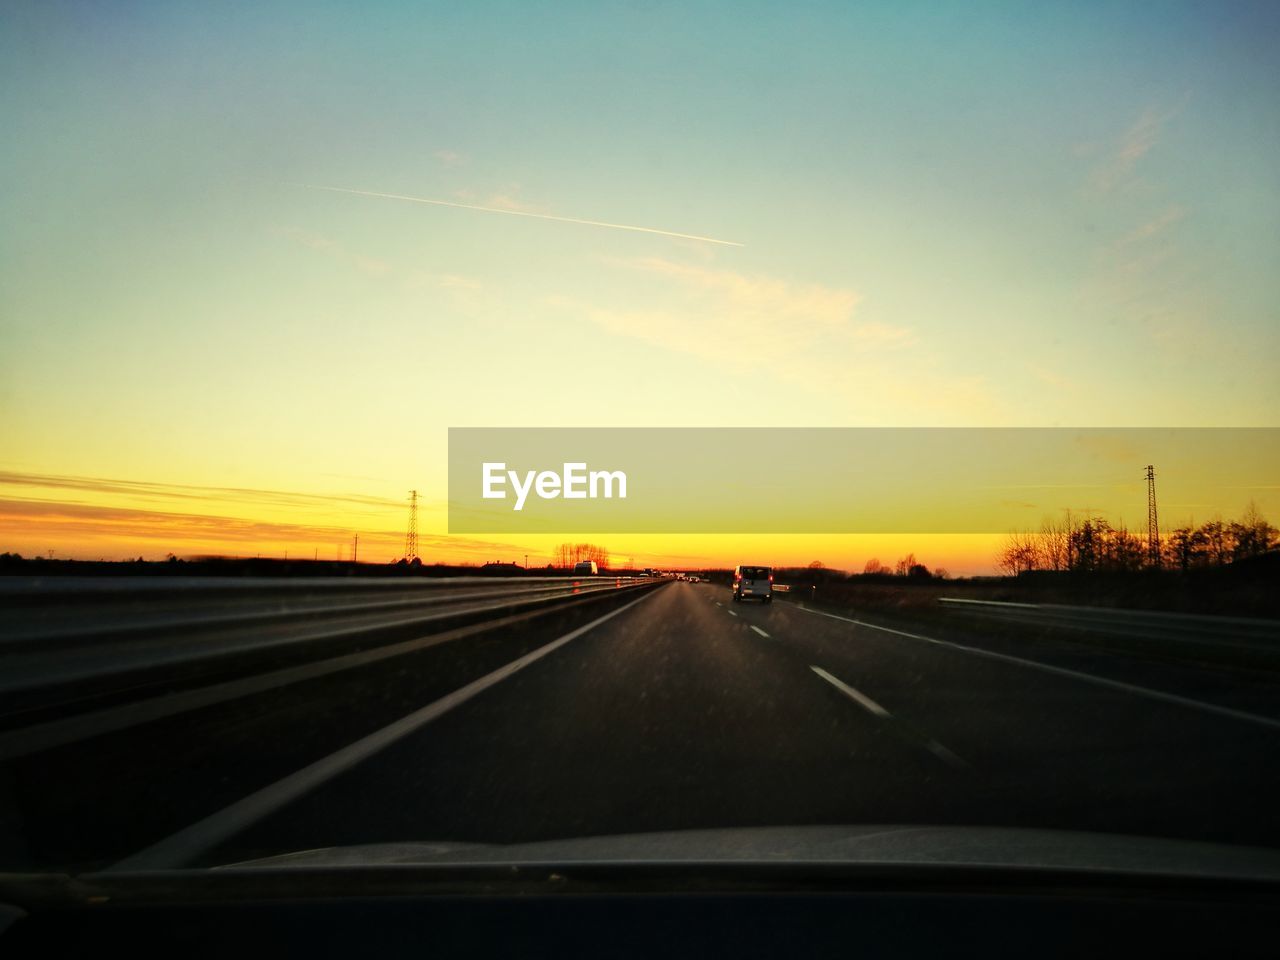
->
[405,490,419,561]
[1145,465,1160,569]
[353,534,359,565]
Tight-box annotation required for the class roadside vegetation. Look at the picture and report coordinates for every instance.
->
[996,504,1278,576]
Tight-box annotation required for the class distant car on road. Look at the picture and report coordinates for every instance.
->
[732,565,772,603]
[573,561,598,576]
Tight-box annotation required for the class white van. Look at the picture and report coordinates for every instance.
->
[732,565,772,603]
[573,560,599,575]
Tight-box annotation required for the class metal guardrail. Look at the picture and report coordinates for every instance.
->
[0,578,665,759]
[1,576,654,648]
[0,576,662,699]
[938,597,1280,651]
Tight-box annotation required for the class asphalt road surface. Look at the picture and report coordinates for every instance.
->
[4,580,1279,871]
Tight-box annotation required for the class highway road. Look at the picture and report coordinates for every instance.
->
[3,579,1280,872]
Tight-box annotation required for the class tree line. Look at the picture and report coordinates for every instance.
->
[553,543,611,568]
[774,556,950,582]
[861,554,948,579]
[997,504,1277,575]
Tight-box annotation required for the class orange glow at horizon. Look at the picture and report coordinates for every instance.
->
[5,463,1274,576]
[0,489,1008,575]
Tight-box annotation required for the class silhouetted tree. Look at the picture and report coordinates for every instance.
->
[1165,527,1196,570]
[1230,502,1277,561]
[1200,520,1230,567]
[554,543,610,568]
[998,531,1040,575]
[1039,514,1071,571]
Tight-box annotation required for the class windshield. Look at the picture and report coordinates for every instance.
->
[2,1,1279,886]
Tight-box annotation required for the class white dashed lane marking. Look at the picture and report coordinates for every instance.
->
[809,665,968,769]
[810,666,891,718]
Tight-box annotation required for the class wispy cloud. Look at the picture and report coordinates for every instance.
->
[424,273,483,291]
[352,255,392,276]
[574,256,911,368]
[275,226,390,277]
[276,225,484,298]
[321,472,391,483]
[1118,109,1163,164]
[278,226,337,252]
[433,148,464,167]
[1121,205,1186,244]
[622,256,859,328]
[0,497,524,561]
[1081,99,1193,340]
[449,186,544,214]
[1071,433,1144,466]
[291,183,743,247]
[552,256,1002,420]
[1027,364,1086,395]
[481,191,542,213]
[1089,101,1185,193]
[0,470,413,512]
[981,484,1125,490]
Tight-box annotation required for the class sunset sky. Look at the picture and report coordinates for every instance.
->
[2,2,1278,574]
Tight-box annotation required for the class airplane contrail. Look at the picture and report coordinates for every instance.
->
[291,183,744,247]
